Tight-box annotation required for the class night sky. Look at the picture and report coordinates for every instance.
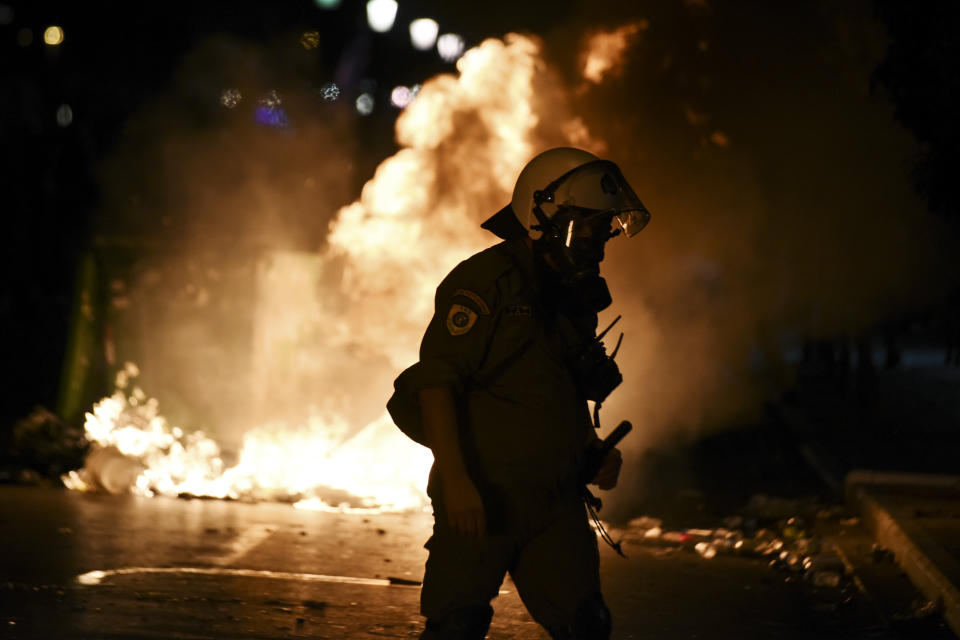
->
[1,0,958,438]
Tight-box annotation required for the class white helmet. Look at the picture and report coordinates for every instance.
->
[482,147,650,241]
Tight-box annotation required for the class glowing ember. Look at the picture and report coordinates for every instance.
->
[581,22,645,84]
[65,34,605,512]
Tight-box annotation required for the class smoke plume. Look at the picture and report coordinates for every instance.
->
[78,2,948,510]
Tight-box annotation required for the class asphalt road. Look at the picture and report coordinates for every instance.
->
[0,485,915,640]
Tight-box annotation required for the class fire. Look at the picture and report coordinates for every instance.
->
[581,22,646,84]
[64,365,432,511]
[65,34,605,512]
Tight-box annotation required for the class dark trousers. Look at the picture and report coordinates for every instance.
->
[420,494,602,636]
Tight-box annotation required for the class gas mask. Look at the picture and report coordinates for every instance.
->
[535,207,616,312]
[530,160,650,313]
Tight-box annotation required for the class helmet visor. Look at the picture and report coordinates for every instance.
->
[553,160,650,237]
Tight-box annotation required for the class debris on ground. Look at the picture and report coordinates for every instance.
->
[610,493,864,592]
[5,407,88,482]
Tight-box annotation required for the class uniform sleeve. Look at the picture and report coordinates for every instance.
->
[400,268,500,395]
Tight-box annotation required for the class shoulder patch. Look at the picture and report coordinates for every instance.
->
[446,304,478,336]
[453,289,491,315]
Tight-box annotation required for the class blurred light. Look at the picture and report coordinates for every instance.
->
[355,93,375,116]
[436,33,465,62]
[0,4,13,26]
[320,82,340,101]
[300,30,320,50]
[366,0,397,33]
[410,83,421,98]
[43,25,64,46]
[390,86,413,109]
[256,91,289,128]
[259,90,281,108]
[709,131,729,147]
[56,104,73,127]
[409,18,438,51]
[16,27,32,47]
[314,0,341,7]
[220,88,242,109]
[255,105,290,128]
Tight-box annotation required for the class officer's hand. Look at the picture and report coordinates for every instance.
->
[592,447,622,490]
[442,473,486,538]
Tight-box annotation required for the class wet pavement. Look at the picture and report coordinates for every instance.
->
[0,485,934,640]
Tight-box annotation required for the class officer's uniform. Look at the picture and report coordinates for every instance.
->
[395,238,611,639]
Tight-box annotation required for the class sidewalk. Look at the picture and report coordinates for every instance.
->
[846,471,960,637]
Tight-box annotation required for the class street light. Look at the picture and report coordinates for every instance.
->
[409,18,438,51]
[44,25,64,46]
[436,33,464,62]
[366,0,398,33]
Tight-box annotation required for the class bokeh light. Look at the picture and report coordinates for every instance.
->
[366,0,398,33]
[0,4,14,26]
[710,131,730,147]
[256,91,289,128]
[409,18,439,51]
[390,86,413,109]
[56,104,73,127]
[220,88,242,109]
[16,27,32,47]
[259,90,281,108]
[43,25,64,46]
[320,82,341,101]
[314,0,341,8]
[355,93,375,116]
[436,33,465,63]
[300,30,320,50]
[255,106,290,128]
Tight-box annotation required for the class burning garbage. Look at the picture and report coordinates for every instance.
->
[62,363,433,512]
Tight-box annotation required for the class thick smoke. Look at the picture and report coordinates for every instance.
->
[543,0,949,512]
[87,31,600,498]
[86,4,948,508]
[94,35,360,444]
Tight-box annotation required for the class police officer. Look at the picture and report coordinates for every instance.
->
[390,147,650,639]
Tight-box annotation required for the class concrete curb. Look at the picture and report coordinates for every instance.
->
[846,471,960,637]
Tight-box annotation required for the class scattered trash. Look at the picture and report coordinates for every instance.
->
[892,597,943,621]
[628,516,662,531]
[811,570,842,588]
[619,494,856,590]
[8,407,87,481]
[870,543,894,563]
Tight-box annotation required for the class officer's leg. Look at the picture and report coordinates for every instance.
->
[508,500,611,640]
[419,517,513,640]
